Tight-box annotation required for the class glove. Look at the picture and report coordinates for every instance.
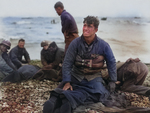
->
[108,81,116,93]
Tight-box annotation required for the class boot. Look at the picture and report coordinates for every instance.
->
[54,108,60,113]
[60,98,72,113]
[43,91,61,113]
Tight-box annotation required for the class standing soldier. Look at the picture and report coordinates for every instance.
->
[54,1,79,53]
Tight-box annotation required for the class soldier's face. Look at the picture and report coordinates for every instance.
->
[43,45,48,50]
[83,23,98,38]
[18,41,25,48]
[55,7,63,16]
[0,45,8,52]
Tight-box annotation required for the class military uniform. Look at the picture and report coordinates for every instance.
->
[61,10,79,52]
[101,58,150,95]
[33,41,64,81]
[9,45,30,69]
[53,35,117,109]
[0,40,21,82]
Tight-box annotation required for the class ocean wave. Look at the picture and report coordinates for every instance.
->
[116,20,141,25]
[21,17,33,19]
[113,18,147,25]
[0,37,24,43]
[0,36,23,41]
[12,21,32,25]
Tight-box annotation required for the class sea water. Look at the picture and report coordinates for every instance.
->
[0,17,150,63]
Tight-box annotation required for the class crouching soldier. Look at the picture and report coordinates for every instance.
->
[102,58,150,97]
[117,58,150,96]
[0,40,21,82]
[32,40,64,82]
[9,39,30,69]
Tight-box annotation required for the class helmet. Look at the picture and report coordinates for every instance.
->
[0,40,11,49]
[41,40,51,47]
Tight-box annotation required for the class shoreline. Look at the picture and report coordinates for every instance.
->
[1,36,150,63]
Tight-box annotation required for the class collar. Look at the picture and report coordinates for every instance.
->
[61,10,66,16]
[81,34,98,46]
[17,45,24,49]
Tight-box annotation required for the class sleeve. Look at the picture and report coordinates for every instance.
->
[62,39,78,82]
[3,53,17,71]
[0,55,14,73]
[40,51,48,66]
[9,49,22,69]
[61,14,71,34]
[104,43,117,82]
[23,48,30,63]
[52,48,64,69]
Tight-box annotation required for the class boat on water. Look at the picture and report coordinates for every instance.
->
[101,17,107,20]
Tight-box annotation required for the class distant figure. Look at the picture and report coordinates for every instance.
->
[9,39,30,69]
[0,40,20,82]
[54,1,79,53]
[51,19,56,24]
[33,40,64,81]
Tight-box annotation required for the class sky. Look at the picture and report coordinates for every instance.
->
[0,0,150,17]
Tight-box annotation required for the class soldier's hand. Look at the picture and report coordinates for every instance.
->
[63,82,73,91]
[115,81,121,84]
[59,63,62,67]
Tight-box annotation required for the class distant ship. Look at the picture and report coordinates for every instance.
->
[101,17,107,20]
[134,17,141,19]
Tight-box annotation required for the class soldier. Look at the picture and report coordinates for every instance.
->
[33,41,64,82]
[9,39,30,69]
[43,16,117,113]
[0,40,20,82]
[54,1,79,53]
[100,57,150,97]
[116,58,150,96]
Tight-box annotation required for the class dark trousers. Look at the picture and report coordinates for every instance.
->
[55,76,109,109]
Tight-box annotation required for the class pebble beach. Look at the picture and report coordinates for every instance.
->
[0,61,150,113]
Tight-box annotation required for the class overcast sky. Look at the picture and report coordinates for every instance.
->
[0,0,150,17]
